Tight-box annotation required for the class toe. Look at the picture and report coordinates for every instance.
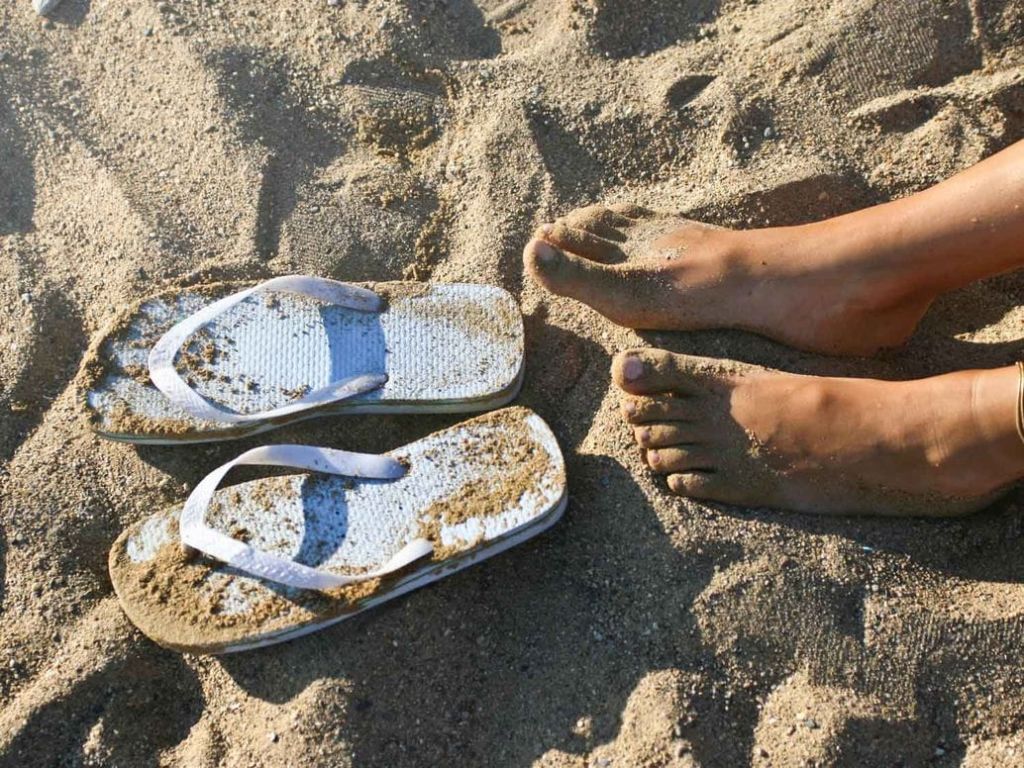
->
[564,205,632,239]
[621,395,693,424]
[646,446,714,474]
[666,472,731,501]
[612,349,738,396]
[613,349,685,395]
[523,238,577,297]
[633,422,703,448]
[537,222,626,263]
[524,239,663,325]
[608,203,653,219]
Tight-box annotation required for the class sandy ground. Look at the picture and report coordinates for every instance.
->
[1,0,1024,765]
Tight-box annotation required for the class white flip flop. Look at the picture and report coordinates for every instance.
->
[32,0,63,15]
[108,407,567,653]
[81,276,524,444]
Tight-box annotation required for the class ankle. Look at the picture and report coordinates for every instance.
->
[971,367,1024,478]
[755,221,944,310]
[924,368,1024,498]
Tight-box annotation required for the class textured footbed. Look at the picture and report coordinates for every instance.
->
[81,282,524,443]
[108,407,567,653]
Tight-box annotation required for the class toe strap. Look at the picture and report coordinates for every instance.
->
[148,275,387,425]
[179,444,433,590]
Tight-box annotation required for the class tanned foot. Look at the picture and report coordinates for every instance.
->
[613,349,1024,516]
[523,204,938,356]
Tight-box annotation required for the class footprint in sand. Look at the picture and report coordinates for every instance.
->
[751,670,936,766]
[0,599,202,767]
[0,263,85,464]
[211,49,455,280]
[769,0,981,102]
[579,0,718,60]
[537,670,708,768]
[850,69,1024,193]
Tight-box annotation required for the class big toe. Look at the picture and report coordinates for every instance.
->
[524,238,655,326]
[523,238,578,296]
[612,349,737,395]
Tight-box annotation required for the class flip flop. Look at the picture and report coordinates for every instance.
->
[108,407,567,653]
[32,0,63,14]
[81,276,524,444]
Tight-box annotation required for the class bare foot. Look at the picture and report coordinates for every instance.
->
[613,349,1024,516]
[523,204,937,356]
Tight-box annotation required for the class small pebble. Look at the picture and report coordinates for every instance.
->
[268,732,278,743]
[327,0,341,5]
[144,27,153,37]
[763,126,776,139]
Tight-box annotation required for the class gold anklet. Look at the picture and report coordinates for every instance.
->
[1017,361,1024,447]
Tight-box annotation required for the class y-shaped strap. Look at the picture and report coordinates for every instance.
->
[179,444,434,590]
[148,276,386,424]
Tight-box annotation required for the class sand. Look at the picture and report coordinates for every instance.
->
[1,0,1023,765]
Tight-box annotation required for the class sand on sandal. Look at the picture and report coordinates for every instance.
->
[1,0,1023,765]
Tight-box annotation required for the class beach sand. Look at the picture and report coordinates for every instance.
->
[2,0,1024,765]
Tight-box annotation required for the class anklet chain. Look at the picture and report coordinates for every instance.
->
[1017,361,1024,447]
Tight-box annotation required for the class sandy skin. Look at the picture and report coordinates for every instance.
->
[613,350,1024,516]
[524,141,1024,514]
[524,205,932,357]
[524,141,1024,357]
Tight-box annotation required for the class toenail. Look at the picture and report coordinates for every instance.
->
[623,401,636,415]
[540,223,553,236]
[648,449,660,465]
[534,241,558,264]
[622,356,644,381]
[639,427,650,444]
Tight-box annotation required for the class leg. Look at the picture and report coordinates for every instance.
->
[614,350,1024,516]
[524,141,1024,356]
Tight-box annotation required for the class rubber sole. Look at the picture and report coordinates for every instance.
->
[209,489,567,653]
[94,364,524,446]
